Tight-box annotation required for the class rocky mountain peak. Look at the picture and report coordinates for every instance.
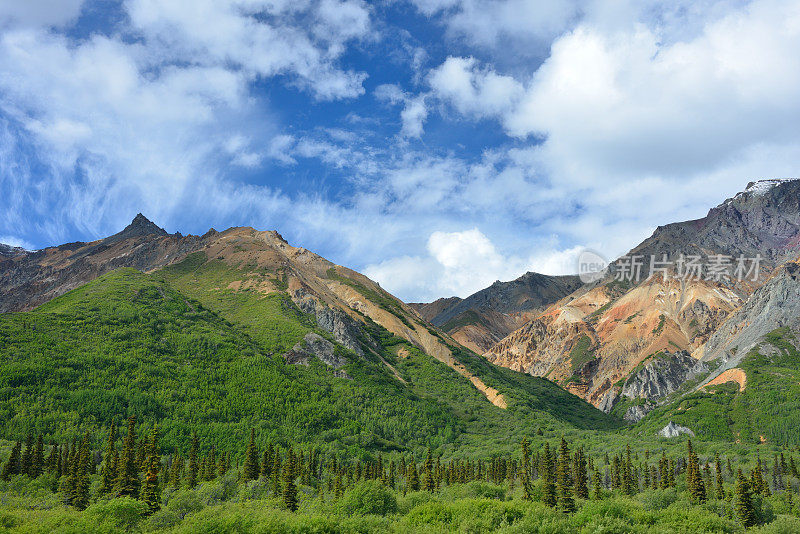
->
[112,213,169,241]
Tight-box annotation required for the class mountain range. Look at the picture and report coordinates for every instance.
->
[0,213,615,454]
[2,178,800,449]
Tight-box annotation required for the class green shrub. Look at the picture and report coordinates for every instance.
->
[165,490,205,520]
[638,488,678,511]
[755,515,800,534]
[335,481,398,516]
[85,498,149,532]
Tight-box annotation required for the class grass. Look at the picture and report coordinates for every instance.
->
[570,335,595,373]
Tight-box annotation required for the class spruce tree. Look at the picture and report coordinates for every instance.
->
[556,438,575,513]
[139,427,161,514]
[1,441,21,480]
[715,453,725,499]
[243,428,260,481]
[686,440,706,504]
[115,416,140,498]
[169,455,182,488]
[735,469,757,528]
[71,433,91,510]
[423,448,435,492]
[20,432,33,477]
[592,468,603,500]
[521,437,533,501]
[407,460,420,491]
[187,433,199,488]
[261,444,273,478]
[30,435,44,478]
[282,448,298,512]
[542,442,557,508]
[574,447,589,499]
[99,423,117,495]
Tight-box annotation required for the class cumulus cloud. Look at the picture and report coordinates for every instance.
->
[428,57,522,119]
[365,228,598,301]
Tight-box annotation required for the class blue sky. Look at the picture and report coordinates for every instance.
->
[1,0,800,301]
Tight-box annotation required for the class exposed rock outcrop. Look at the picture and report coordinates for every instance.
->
[622,351,709,402]
[292,287,369,357]
[624,403,654,423]
[481,179,800,408]
[701,259,800,363]
[283,333,350,378]
[0,214,207,313]
[659,421,695,438]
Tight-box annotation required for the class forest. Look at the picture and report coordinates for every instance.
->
[1,423,799,533]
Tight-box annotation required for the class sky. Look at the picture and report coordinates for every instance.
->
[1,0,799,302]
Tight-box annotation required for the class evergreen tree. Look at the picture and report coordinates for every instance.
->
[407,460,420,491]
[187,433,199,489]
[99,423,117,495]
[71,433,91,510]
[715,453,725,499]
[261,444,273,478]
[592,468,603,500]
[622,444,636,496]
[734,469,756,528]
[751,457,768,497]
[30,435,44,478]
[686,440,706,504]
[169,455,182,488]
[140,427,161,514]
[282,448,298,512]
[1,441,21,480]
[423,448,435,492]
[115,416,140,498]
[20,432,33,477]
[574,447,589,499]
[556,438,575,513]
[542,442,557,508]
[521,437,533,501]
[243,428,260,481]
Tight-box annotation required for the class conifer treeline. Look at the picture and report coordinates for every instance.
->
[0,422,794,527]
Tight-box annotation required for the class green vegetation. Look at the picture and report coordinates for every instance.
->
[570,335,595,373]
[4,260,800,532]
[0,431,797,533]
[636,328,800,446]
[0,265,619,458]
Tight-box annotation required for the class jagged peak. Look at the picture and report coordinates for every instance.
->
[110,213,168,241]
[726,178,799,203]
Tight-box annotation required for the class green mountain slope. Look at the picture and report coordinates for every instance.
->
[633,328,800,446]
[0,265,618,456]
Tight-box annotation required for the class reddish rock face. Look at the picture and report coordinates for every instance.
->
[482,180,800,410]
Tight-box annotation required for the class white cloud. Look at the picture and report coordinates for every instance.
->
[0,0,84,29]
[410,0,580,52]
[126,0,372,100]
[0,235,35,250]
[365,228,592,301]
[428,57,523,119]
[375,84,429,138]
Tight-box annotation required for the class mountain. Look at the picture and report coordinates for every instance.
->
[409,272,583,353]
[0,213,205,313]
[482,179,800,414]
[0,216,617,454]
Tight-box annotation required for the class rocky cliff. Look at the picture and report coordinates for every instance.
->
[410,272,582,353]
[483,179,800,410]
